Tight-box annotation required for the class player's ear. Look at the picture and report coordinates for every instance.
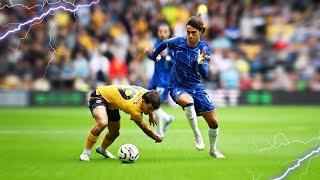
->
[200,27,205,35]
[141,98,146,105]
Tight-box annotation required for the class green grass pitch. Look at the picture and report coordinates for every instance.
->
[0,106,319,179]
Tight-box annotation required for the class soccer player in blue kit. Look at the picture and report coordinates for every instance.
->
[148,21,174,137]
[146,16,225,158]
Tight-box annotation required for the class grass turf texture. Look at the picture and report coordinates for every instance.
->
[0,106,319,180]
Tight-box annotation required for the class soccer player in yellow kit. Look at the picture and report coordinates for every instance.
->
[80,85,163,161]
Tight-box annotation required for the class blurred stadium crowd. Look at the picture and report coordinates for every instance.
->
[0,0,319,92]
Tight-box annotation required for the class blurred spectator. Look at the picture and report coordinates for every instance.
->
[0,0,319,94]
[73,51,89,80]
[89,48,109,87]
[211,30,231,50]
[61,54,74,89]
[309,69,320,91]
[219,51,240,90]
[33,78,51,91]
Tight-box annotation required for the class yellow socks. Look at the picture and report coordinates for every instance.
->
[85,133,99,150]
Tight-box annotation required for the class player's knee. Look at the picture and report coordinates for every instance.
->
[210,123,218,129]
[110,131,120,140]
[178,94,194,106]
[210,118,219,129]
[114,131,120,138]
[96,120,108,129]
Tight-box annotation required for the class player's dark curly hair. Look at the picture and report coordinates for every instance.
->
[186,16,206,34]
[142,90,160,110]
[156,20,173,38]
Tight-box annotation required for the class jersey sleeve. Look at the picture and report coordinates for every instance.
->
[198,43,212,79]
[130,113,143,122]
[148,38,177,61]
[203,43,213,58]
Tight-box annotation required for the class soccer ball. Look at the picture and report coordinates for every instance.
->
[118,144,139,163]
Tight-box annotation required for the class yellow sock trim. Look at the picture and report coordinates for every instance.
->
[87,133,99,143]
[86,133,99,149]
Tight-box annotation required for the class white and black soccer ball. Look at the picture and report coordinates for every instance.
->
[118,144,139,163]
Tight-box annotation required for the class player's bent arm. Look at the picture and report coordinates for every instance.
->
[198,62,210,79]
[134,120,163,142]
[148,38,175,61]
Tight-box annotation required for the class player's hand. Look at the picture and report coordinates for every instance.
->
[155,136,163,143]
[149,114,158,127]
[143,46,152,55]
[197,49,210,64]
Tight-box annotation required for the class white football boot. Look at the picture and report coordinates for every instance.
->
[195,135,205,151]
[96,146,116,159]
[80,152,90,161]
[210,149,225,159]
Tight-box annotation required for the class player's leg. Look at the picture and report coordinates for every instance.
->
[161,108,174,134]
[160,88,174,134]
[80,104,108,161]
[154,107,174,136]
[155,87,166,137]
[96,109,120,159]
[201,111,225,158]
[154,108,164,136]
[155,87,173,136]
[171,88,204,150]
[96,120,119,159]
[194,91,225,158]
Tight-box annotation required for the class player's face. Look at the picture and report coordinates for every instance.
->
[157,25,170,40]
[141,100,154,115]
[186,25,201,47]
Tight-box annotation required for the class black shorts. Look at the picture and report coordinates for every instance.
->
[88,90,120,122]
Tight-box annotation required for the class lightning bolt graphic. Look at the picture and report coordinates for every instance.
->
[272,145,320,180]
[0,0,44,10]
[0,0,100,40]
[299,153,319,180]
[1,0,101,78]
[256,132,320,153]
[43,15,59,78]
[246,168,262,180]
[255,132,320,179]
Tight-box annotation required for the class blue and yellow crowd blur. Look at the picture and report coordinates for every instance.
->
[0,0,319,93]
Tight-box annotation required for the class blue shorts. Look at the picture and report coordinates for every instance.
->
[169,87,215,115]
[148,85,169,103]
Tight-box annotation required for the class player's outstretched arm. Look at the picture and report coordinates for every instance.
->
[147,38,175,61]
[134,120,163,143]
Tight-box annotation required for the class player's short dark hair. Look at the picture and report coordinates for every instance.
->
[142,90,160,110]
[186,16,206,34]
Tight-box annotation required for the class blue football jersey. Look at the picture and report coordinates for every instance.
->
[149,37,211,90]
[148,40,173,89]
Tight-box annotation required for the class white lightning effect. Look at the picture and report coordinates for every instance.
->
[0,0,68,14]
[43,16,59,78]
[256,132,320,153]
[0,0,44,10]
[0,0,100,40]
[1,0,100,78]
[255,132,320,179]
[299,153,319,180]
[246,168,262,180]
[272,145,320,180]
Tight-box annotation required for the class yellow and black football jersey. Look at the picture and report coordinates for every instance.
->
[96,85,148,121]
